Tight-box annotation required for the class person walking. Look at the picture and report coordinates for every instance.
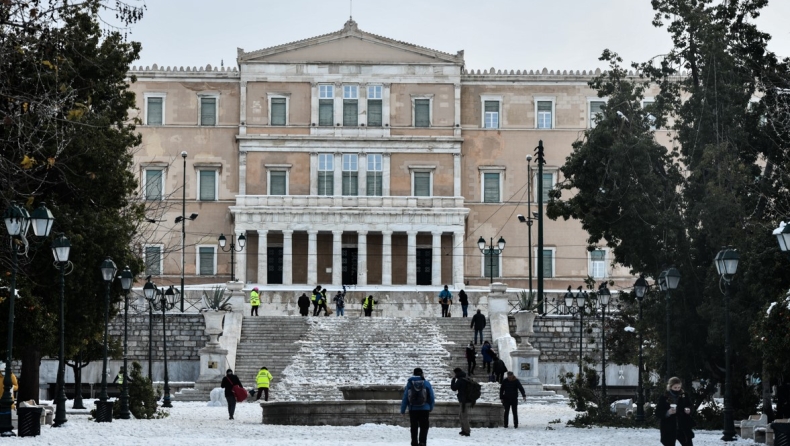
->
[363,294,377,317]
[297,292,311,317]
[500,371,527,428]
[400,367,435,446]
[458,289,469,317]
[311,285,321,316]
[255,366,273,401]
[250,287,260,316]
[450,367,471,436]
[481,341,493,374]
[316,288,328,316]
[439,285,452,317]
[492,353,508,383]
[333,287,346,317]
[465,342,476,376]
[220,369,243,420]
[470,309,486,344]
[656,376,696,446]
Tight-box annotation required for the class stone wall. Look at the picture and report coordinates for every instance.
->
[508,315,602,363]
[107,313,208,361]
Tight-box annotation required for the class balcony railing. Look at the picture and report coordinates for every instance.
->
[235,195,465,208]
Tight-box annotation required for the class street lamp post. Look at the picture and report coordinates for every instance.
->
[596,282,611,403]
[118,267,134,419]
[51,234,71,427]
[144,280,177,408]
[633,275,649,423]
[175,151,198,313]
[218,233,246,282]
[96,257,117,423]
[517,154,536,294]
[562,286,587,375]
[714,247,739,442]
[477,236,506,284]
[658,267,681,380]
[1,202,53,436]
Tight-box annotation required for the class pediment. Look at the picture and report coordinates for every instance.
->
[239,19,463,65]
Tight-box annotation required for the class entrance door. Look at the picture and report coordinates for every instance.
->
[267,247,283,284]
[342,248,358,285]
[416,248,432,285]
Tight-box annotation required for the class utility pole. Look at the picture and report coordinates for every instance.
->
[534,140,546,313]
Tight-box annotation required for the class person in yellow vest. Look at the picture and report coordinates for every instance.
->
[113,366,125,384]
[363,295,377,317]
[311,285,321,316]
[250,287,261,316]
[0,366,18,409]
[255,366,273,401]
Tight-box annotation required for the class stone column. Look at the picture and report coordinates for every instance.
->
[357,231,368,286]
[453,83,461,138]
[282,230,293,285]
[235,230,246,284]
[238,151,247,196]
[453,230,465,289]
[382,230,393,285]
[432,231,442,286]
[307,230,318,285]
[382,153,391,196]
[358,153,367,197]
[332,230,343,286]
[334,152,342,196]
[309,153,318,195]
[453,153,461,197]
[257,230,268,284]
[406,230,417,286]
[310,82,318,128]
[239,80,247,137]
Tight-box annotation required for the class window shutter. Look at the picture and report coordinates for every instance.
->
[199,247,214,275]
[367,100,382,127]
[414,172,430,196]
[318,172,334,195]
[414,99,430,127]
[147,97,163,125]
[343,100,358,126]
[145,170,163,200]
[542,250,553,278]
[199,170,216,201]
[483,172,500,203]
[342,172,358,196]
[366,172,382,196]
[541,173,553,202]
[270,171,286,195]
[145,246,161,275]
[319,100,333,126]
[200,97,216,126]
[271,98,286,125]
[484,250,500,277]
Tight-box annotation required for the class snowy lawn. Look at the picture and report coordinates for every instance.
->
[8,400,754,445]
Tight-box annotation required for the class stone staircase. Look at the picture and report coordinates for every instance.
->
[433,316,493,376]
[234,316,311,390]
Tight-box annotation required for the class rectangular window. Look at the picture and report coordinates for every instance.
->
[484,101,500,128]
[146,97,163,125]
[590,249,606,279]
[483,172,500,203]
[319,84,334,126]
[271,97,286,126]
[542,249,554,278]
[642,100,656,130]
[537,101,553,129]
[145,169,164,200]
[318,154,334,195]
[342,154,358,196]
[198,170,216,201]
[200,96,217,126]
[540,172,555,203]
[589,101,605,128]
[483,249,501,278]
[144,246,162,275]
[414,99,430,127]
[413,171,431,197]
[368,85,383,127]
[366,154,383,196]
[198,247,215,276]
[270,171,286,195]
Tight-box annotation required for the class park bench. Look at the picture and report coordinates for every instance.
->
[741,414,769,440]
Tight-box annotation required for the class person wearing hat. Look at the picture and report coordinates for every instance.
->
[250,287,260,316]
[362,294,377,317]
[400,367,435,446]
[255,366,273,401]
[220,369,243,420]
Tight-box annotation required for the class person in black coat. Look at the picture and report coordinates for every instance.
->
[458,289,469,317]
[499,371,526,428]
[492,353,508,383]
[470,310,486,345]
[656,376,695,446]
[220,368,243,420]
[450,368,471,436]
[297,293,311,317]
[465,342,476,376]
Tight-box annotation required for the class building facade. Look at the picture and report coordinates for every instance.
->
[129,20,650,294]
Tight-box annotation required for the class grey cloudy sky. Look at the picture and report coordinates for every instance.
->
[128,0,790,71]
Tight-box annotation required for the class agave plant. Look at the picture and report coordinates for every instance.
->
[517,289,539,312]
[201,286,232,311]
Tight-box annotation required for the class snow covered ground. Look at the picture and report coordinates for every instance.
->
[8,400,755,445]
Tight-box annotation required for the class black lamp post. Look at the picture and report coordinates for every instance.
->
[51,234,71,428]
[596,282,611,403]
[144,280,177,408]
[96,257,117,423]
[1,202,53,436]
[714,247,739,442]
[658,267,681,380]
[143,280,155,380]
[561,285,588,375]
[633,275,649,423]
[218,233,246,282]
[517,154,536,294]
[477,236,506,284]
[118,267,134,419]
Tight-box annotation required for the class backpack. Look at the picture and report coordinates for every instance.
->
[460,377,482,407]
[407,379,428,406]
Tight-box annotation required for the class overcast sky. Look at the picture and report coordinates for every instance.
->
[127,0,790,71]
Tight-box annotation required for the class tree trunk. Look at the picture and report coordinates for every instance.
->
[17,347,41,404]
[763,361,774,421]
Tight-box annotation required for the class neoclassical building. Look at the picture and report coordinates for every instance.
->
[129,19,651,293]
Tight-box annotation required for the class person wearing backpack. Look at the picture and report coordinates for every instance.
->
[400,367,435,446]
[500,371,527,428]
[451,367,474,436]
[438,285,452,317]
